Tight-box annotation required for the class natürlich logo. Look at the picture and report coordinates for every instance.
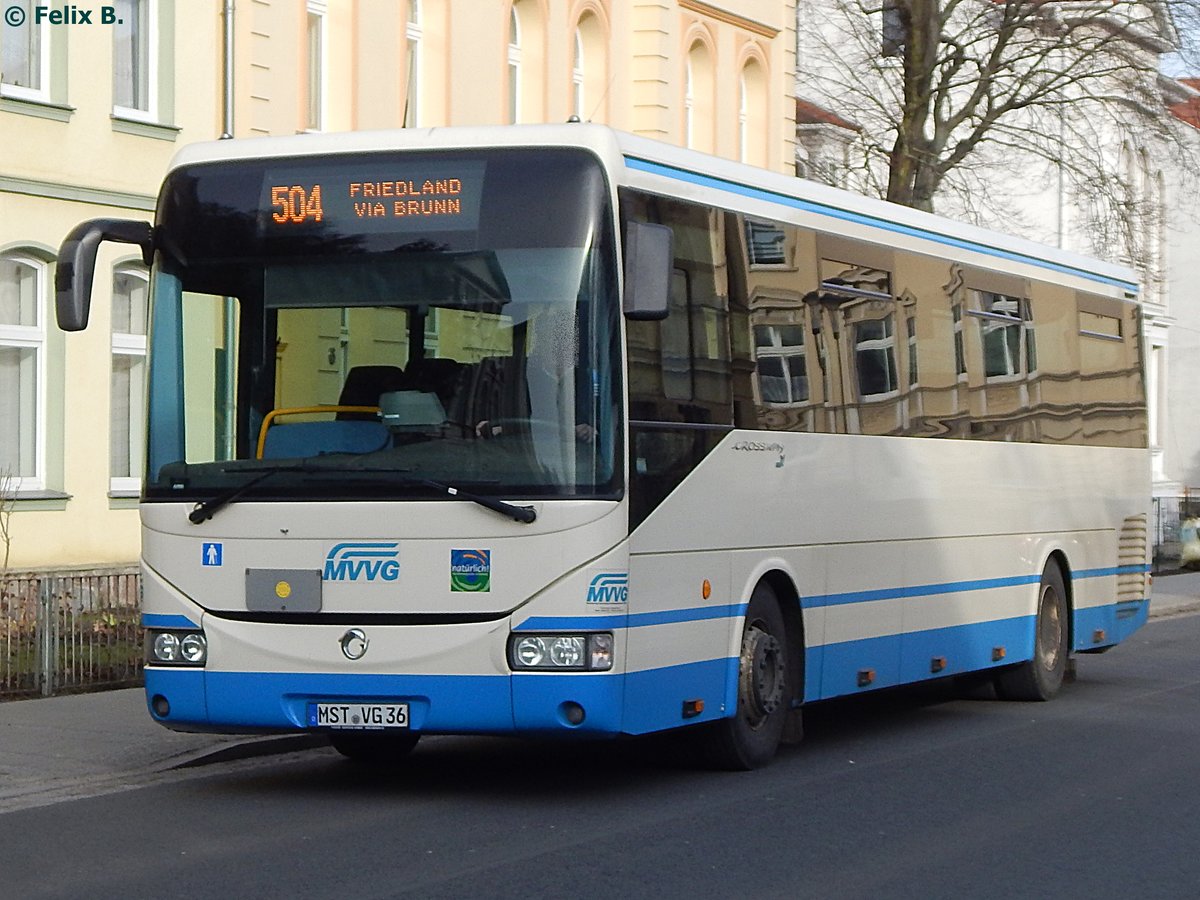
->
[450,549,491,592]
[586,573,628,605]
[323,542,400,582]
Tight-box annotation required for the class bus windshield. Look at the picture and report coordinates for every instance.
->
[143,147,621,504]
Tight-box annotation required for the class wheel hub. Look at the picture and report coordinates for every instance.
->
[740,625,785,726]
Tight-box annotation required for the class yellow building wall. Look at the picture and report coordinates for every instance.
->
[1,1,219,569]
[2,0,795,570]
[233,1,795,170]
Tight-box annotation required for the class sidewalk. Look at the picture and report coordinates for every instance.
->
[0,688,326,811]
[1147,569,1200,619]
[2,574,1197,810]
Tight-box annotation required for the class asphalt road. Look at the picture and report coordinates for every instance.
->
[2,614,1198,900]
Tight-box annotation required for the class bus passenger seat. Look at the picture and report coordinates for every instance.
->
[336,365,408,419]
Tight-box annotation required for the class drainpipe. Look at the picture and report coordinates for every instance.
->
[220,0,235,139]
[221,0,237,459]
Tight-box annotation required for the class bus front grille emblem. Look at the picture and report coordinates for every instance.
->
[340,629,369,661]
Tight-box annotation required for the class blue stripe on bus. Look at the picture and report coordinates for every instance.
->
[806,574,1042,609]
[1073,565,1151,579]
[144,599,1148,734]
[623,156,1140,294]
[142,613,200,629]
[515,603,748,632]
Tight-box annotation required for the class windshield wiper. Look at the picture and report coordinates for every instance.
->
[419,478,537,524]
[188,463,536,525]
[188,466,300,524]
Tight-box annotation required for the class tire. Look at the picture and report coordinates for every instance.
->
[994,561,1069,701]
[330,730,420,764]
[700,581,794,770]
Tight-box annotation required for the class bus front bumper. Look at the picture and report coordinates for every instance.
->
[143,666,629,736]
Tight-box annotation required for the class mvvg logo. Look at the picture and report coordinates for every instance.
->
[586,573,628,605]
[323,542,400,582]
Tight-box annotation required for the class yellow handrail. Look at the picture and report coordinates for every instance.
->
[256,405,381,459]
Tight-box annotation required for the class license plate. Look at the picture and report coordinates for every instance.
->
[308,702,409,729]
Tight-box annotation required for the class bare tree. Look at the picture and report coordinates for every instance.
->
[0,469,15,578]
[796,0,1200,267]
[0,473,13,571]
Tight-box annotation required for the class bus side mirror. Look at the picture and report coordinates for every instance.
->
[56,218,154,332]
[623,221,672,321]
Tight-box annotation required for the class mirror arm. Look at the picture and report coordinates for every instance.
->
[55,218,154,332]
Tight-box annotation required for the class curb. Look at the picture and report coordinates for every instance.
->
[166,733,331,770]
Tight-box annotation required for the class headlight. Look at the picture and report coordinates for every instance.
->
[147,630,207,667]
[152,632,180,663]
[509,633,613,671]
[180,633,208,664]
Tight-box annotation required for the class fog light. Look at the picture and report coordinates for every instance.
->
[180,633,208,664]
[152,632,181,663]
[561,701,586,725]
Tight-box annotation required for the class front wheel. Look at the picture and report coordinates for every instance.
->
[330,730,420,764]
[994,561,1069,701]
[699,582,793,770]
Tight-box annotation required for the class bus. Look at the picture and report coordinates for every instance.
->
[56,124,1150,769]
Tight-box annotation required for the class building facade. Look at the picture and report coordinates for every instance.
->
[1,0,796,570]
[2,0,218,569]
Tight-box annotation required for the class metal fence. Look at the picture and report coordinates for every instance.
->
[0,566,143,700]
[1153,491,1200,574]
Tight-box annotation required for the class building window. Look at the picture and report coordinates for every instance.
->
[404,0,422,127]
[572,28,584,118]
[113,0,156,119]
[854,315,898,398]
[684,55,694,147]
[111,265,148,491]
[0,254,46,491]
[1,1,48,99]
[745,219,787,266]
[906,311,918,386]
[972,291,1035,380]
[738,57,767,166]
[754,323,808,404]
[882,1,906,58]
[305,2,326,131]
[952,301,966,378]
[738,71,748,162]
[508,5,521,124]
[685,40,714,153]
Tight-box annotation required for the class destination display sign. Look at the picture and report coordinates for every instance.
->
[260,160,486,234]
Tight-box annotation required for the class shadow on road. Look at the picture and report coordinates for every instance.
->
[202,674,1016,802]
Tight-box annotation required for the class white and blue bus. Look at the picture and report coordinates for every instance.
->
[57,124,1149,768]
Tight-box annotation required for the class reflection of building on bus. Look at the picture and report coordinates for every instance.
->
[625,196,1145,460]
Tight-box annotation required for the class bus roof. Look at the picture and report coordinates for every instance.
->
[166,123,1139,297]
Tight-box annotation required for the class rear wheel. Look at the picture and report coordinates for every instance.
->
[995,561,1069,701]
[330,730,420,764]
[700,582,793,770]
